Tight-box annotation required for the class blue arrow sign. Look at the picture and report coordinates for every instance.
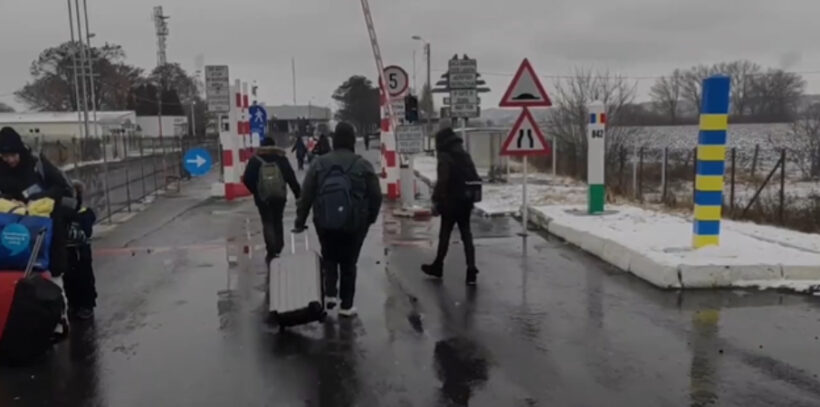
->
[249,105,268,139]
[183,148,213,177]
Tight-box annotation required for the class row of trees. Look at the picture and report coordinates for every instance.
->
[14,42,206,135]
[649,60,806,124]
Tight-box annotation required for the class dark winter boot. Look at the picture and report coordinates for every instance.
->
[421,263,443,279]
[466,268,479,286]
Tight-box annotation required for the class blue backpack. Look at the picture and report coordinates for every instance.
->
[314,159,364,233]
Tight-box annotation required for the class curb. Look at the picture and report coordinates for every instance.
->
[527,205,820,292]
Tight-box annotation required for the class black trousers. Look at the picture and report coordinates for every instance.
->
[64,245,97,309]
[318,229,366,309]
[257,200,286,260]
[296,155,305,170]
[434,207,476,270]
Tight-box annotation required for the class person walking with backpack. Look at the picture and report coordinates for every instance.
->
[422,128,482,285]
[294,122,381,317]
[243,138,302,264]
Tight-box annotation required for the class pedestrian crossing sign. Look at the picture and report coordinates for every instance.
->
[500,108,551,156]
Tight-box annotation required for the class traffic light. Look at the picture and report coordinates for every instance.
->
[404,95,419,123]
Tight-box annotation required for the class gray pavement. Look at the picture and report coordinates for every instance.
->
[2,144,820,406]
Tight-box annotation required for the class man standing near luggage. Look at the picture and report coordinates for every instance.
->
[295,122,381,317]
[243,138,302,264]
[422,127,481,285]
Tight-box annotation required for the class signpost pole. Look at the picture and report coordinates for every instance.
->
[587,101,606,214]
[522,155,529,238]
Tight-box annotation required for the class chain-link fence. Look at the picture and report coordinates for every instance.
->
[539,140,820,232]
[28,135,219,223]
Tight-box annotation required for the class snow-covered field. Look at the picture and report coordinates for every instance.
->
[529,205,820,292]
[414,156,587,215]
[624,123,794,150]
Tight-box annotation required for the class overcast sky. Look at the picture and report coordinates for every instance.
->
[2,0,820,112]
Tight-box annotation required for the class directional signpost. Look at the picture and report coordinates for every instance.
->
[183,148,213,177]
[249,105,268,142]
[499,58,552,237]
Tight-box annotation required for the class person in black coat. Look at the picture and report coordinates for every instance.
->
[312,133,331,157]
[0,127,75,277]
[243,138,301,264]
[422,128,480,285]
[291,136,308,170]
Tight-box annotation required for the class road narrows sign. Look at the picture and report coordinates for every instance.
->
[500,108,551,156]
[499,59,552,108]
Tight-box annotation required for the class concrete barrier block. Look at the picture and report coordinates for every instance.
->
[629,253,681,289]
[679,264,782,288]
[601,241,633,272]
[782,265,820,280]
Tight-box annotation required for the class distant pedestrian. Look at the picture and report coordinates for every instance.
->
[295,122,382,317]
[422,128,482,285]
[312,132,331,157]
[243,138,302,264]
[291,136,308,170]
[363,132,370,150]
[306,136,317,164]
[64,180,97,320]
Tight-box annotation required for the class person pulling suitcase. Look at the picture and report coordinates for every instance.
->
[294,122,382,317]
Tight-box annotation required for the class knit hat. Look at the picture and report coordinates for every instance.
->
[0,127,25,154]
[332,122,356,151]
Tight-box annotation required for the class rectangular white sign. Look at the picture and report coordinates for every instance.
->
[450,103,481,118]
[395,125,425,154]
[205,65,231,113]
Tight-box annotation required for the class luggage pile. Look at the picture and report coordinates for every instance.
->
[0,199,66,365]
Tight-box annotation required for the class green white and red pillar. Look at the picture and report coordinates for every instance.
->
[587,102,606,214]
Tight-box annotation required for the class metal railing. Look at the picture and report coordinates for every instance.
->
[32,135,219,223]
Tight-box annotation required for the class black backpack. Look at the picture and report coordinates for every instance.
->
[314,159,366,233]
[452,152,482,203]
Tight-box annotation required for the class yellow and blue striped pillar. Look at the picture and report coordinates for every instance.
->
[693,75,731,248]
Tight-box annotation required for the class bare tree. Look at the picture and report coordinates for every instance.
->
[791,103,820,178]
[545,68,638,177]
[722,60,761,116]
[649,69,683,123]
[749,69,805,121]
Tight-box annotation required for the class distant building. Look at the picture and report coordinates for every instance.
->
[268,104,332,135]
[0,111,138,141]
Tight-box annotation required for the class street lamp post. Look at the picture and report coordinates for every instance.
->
[412,35,432,152]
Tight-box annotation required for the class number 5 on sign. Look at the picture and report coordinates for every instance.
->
[383,65,409,97]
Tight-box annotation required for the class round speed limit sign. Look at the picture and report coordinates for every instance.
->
[383,65,409,97]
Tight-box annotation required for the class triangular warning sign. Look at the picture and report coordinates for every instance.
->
[500,108,551,156]
[499,59,552,108]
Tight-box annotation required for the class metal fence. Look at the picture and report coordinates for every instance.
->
[31,135,219,223]
[540,141,820,232]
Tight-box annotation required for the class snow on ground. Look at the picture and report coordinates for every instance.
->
[414,156,586,215]
[528,204,820,290]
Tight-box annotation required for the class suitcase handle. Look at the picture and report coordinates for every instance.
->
[23,228,48,279]
[290,232,310,255]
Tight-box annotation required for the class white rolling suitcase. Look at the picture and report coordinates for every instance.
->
[267,232,325,328]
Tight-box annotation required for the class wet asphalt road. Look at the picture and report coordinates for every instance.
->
[2,145,820,406]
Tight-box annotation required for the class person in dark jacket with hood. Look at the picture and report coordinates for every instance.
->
[0,126,75,277]
[291,136,308,170]
[243,138,301,264]
[312,132,331,157]
[422,128,480,285]
[295,122,382,317]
